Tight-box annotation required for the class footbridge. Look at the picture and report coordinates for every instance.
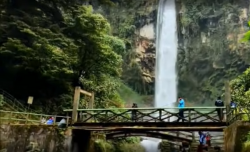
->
[106,130,224,147]
[64,107,242,131]
[105,131,192,143]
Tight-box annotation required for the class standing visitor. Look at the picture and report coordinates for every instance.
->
[131,103,138,122]
[176,97,185,122]
[197,131,207,152]
[215,97,224,122]
[206,132,211,147]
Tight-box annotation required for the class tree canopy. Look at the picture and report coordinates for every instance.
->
[230,21,250,109]
[0,0,125,112]
[230,68,250,108]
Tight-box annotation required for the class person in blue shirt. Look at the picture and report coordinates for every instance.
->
[198,131,208,152]
[230,101,236,108]
[46,117,54,125]
[176,97,185,122]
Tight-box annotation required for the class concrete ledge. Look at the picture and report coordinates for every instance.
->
[224,121,250,152]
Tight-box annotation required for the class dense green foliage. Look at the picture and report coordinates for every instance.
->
[0,0,128,112]
[0,1,145,150]
[96,0,157,95]
[230,20,250,112]
[230,68,250,108]
[98,0,250,106]
[178,0,250,104]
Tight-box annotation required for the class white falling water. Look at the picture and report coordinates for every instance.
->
[155,0,178,108]
[141,0,178,151]
[141,138,160,152]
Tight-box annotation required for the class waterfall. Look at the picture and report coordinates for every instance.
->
[155,0,178,108]
[141,0,178,151]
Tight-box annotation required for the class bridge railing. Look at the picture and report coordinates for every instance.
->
[64,107,227,123]
[226,105,249,124]
[0,110,71,126]
[0,89,36,113]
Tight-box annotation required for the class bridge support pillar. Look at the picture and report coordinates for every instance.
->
[71,129,91,152]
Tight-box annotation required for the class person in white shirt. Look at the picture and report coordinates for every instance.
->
[41,117,46,124]
[58,118,66,128]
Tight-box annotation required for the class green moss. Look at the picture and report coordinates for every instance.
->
[178,0,249,104]
[94,139,115,152]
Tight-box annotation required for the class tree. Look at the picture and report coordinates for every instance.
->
[230,68,250,107]
[0,1,125,112]
[64,6,125,108]
[230,23,250,118]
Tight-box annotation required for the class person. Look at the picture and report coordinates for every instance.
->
[230,101,236,108]
[131,103,138,121]
[215,97,224,121]
[41,117,46,124]
[206,132,211,147]
[58,118,66,128]
[181,141,189,152]
[176,97,185,122]
[46,117,54,125]
[197,131,207,152]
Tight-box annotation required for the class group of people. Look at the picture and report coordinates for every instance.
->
[197,131,212,152]
[41,117,54,124]
[176,96,237,122]
[41,117,67,128]
[131,97,237,122]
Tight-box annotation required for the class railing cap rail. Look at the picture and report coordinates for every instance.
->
[0,110,71,118]
[63,106,226,112]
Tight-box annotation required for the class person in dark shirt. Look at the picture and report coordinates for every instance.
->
[131,103,138,121]
[215,97,224,121]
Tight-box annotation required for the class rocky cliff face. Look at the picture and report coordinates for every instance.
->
[96,0,250,104]
[104,0,250,104]
[177,0,250,104]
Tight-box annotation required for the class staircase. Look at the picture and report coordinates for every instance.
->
[0,89,39,124]
[190,143,224,152]
[0,89,34,112]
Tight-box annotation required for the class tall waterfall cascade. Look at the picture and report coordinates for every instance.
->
[141,0,179,152]
[155,0,178,108]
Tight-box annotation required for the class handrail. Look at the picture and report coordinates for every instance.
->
[0,89,36,113]
[64,107,226,112]
[0,110,71,126]
[0,110,69,117]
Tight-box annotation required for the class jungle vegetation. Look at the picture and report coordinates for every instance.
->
[0,0,133,113]
[177,0,250,105]
[1,0,250,151]
[0,0,145,151]
[1,0,250,111]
